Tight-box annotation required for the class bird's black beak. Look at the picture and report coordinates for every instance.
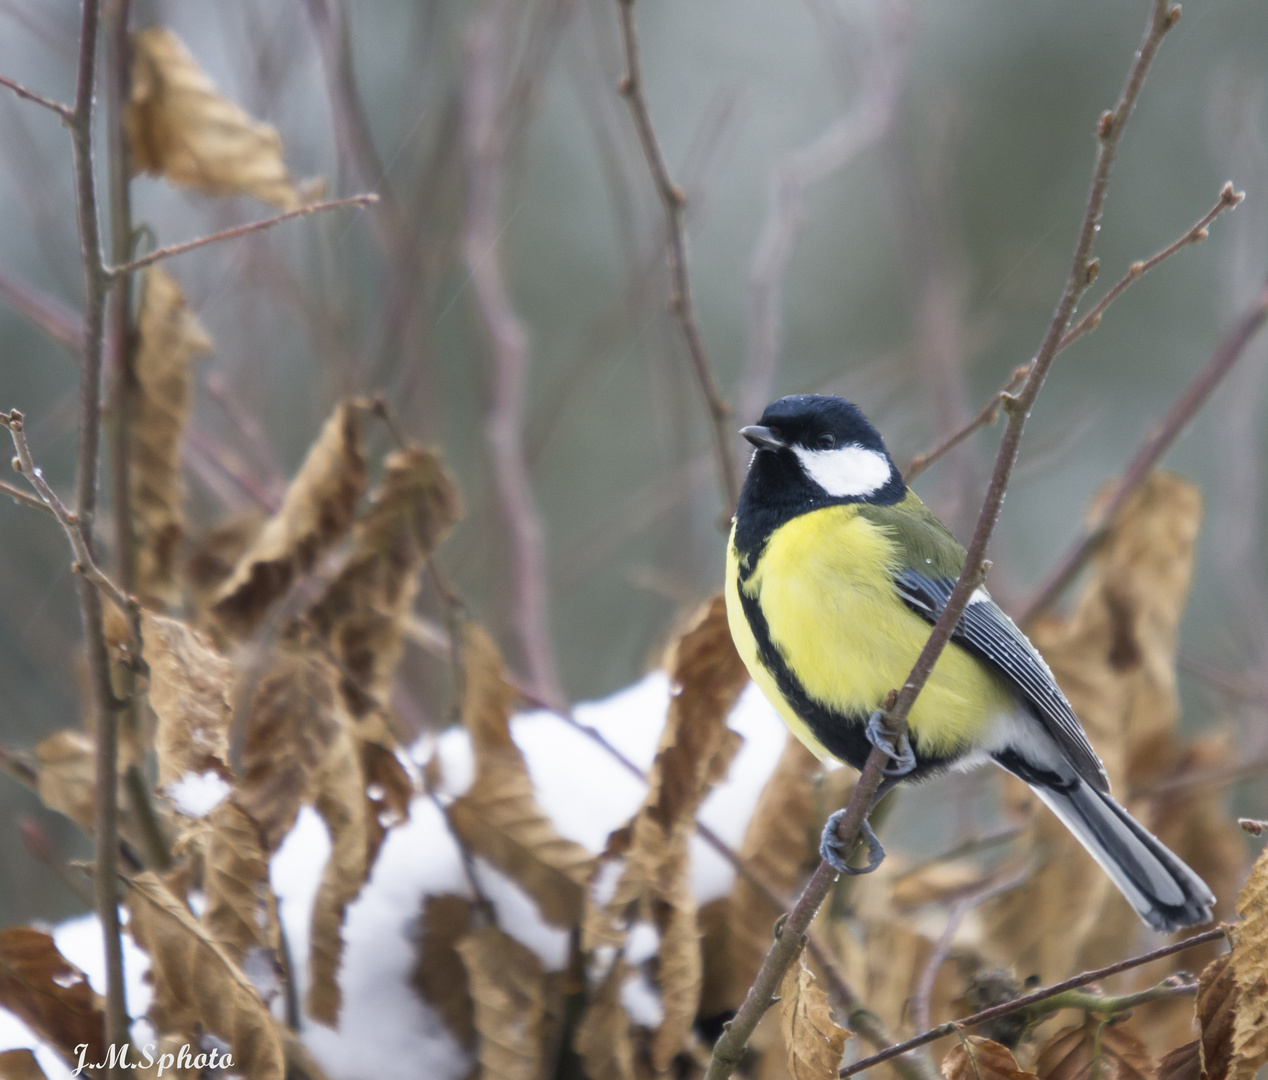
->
[740,425,787,451]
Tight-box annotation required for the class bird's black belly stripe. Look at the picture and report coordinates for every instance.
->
[735,573,959,781]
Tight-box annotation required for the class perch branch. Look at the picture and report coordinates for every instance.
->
[840,926,1225,1077]
[705,5,1178,1076]
[614,0,740,510]
[1019,275,1268,625]
[106,193,380,277]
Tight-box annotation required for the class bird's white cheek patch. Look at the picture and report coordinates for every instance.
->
[792,444,892,498]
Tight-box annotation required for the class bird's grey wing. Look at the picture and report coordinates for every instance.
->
[892,569,1111,793]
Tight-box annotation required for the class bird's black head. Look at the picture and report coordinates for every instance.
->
[732,394,905,561]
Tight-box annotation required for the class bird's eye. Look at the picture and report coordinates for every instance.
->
[816,432,836,450]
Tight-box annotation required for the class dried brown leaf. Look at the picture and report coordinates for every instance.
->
[456,926,546,1080]
[942,1037,1040,1080]
[124,27,318,209]
[130,268,212,609]
[142,612,232,795]
[1154,1041,1200,1080]
[779,950,849,1080]
[574,959,637,1080]
[237,650,343,851]
[212,403,367,638]
[183,514,264,620]
[1195,953,1236,1080]
[202,799,279,967]
[727,733,820,1006]
[1036,1017,1152,1080]
[305,446,462,717]
[0,929,104,1067]
[126,871,284,1080]
[1229,845,1268,1079]
[448,625,593,926]
[411,894,476,1050]
[33,730,98,832]
[0,1049,48,1080]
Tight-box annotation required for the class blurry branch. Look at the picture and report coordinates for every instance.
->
[0,476,52,514]
[840,927,1226,1077]
[614,0,740,511]
[0,71,71,120]
[904,366,1027,482]
[737,26,904,426]
[911,864,1032,1036]
[0,263,85,356]
[1,410,136,624]
[705,5,1178,1077]
[106,193,380,277]
[1019,274,1268,625]
[906,183,1243,485]
[1178,653,1268,709]
[462,0,565,708]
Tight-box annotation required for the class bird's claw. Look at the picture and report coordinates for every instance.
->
[819,810,886,876]
[866,709,916,777]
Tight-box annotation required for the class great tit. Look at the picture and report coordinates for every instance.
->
[725,393,1214,932]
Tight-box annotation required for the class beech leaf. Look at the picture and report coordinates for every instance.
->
[940,1037,1039,1080]
[779,950,850,1080]
[456,926,546,1080]
[0,928,104,1068]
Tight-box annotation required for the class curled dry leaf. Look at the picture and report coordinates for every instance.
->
[573,959,637,1080]
[779,950,849,1080]
[124,27,320,210]
[1229,845,1268,1080]
[725,732,820,1008]
[986,474,1202,978]
[33,730,99,833]
[1194,952,1236,1080]
[202,799,280,967]
[126,872,284,1080]
[142,613,232,797]
[0,928,104,1068]
[1035,1016,1152,1080]
[0,1049,48,1080]
[410,894,476,1050]
[447,625,593,926]
[130,268,212,609]
[456,926,546,1080]
[212,402,368,638]
[304,445,463,718]
[940,1037,1039,1080]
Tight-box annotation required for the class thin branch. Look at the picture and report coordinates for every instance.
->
[0,72,72,120]
[904,367,1027,482]
[839,926,1226,1077]
[705,6,1178,1077]
[1019,275,1268,625]
[1056,183,1243,354]
[614,0,740,511]
[461,0,565,708]
[106,193,380,277]
[1178,654,1268,708]
[0,263,85,356]
[0,476,53,513]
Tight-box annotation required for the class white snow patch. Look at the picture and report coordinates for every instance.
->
[621,970,664,1027]
[625,921,660,965]
[167,770,232,817]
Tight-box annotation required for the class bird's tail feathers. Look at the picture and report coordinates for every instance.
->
[1027,779,1214,932]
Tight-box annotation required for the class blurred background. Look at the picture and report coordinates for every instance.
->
[0,0,1265,926]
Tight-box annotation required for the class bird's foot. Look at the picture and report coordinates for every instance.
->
[866,709,916,777]
[819,810,886,876]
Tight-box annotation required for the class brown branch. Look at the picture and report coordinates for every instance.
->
[614,0,740,511]
[1019,275,1268,625]
[0,72,72,120]
[461,0,565,709]
[1056,182,1243,354]
[904,367,1027,482]
[0,476,53,513]
[839,926,1226,1077]
[705,6,1178,1077]
[106,193,380,277]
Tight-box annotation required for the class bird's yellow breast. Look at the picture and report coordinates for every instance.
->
[725,504,1010,762]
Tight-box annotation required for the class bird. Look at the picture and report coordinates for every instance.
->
[724,393,1214,932]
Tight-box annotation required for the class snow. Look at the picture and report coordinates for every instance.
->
[167,770,232,817]
[1,673,790,1080]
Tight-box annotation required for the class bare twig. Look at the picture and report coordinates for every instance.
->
[840,926,1226,1077]
[705,6,1178,1077]
[106,193,380,277]
[904,367,1027,482]
[1056,183,1244,354]
[0,476,53,513]
[0,263,85,356]
[2,411,135,621]
[0,71,72,120]
[1019,276,1268,625]
[461,0,565,709]
[614,0,740,510]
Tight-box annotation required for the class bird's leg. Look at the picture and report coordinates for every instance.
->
[819,811,885,876]
[866,709,916,776]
